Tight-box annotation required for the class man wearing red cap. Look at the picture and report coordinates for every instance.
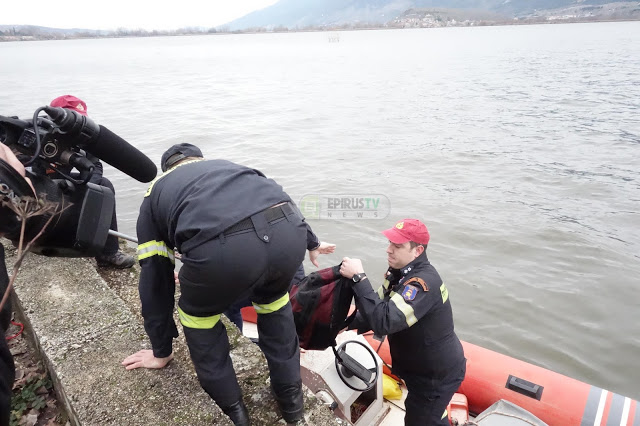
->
[340,219,466,426]
[50,95,88,115]
[48,95,135,268]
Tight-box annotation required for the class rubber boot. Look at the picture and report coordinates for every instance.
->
[221,400,250,426]
[272,381,304,424]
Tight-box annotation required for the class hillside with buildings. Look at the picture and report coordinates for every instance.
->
[1,0,638,41]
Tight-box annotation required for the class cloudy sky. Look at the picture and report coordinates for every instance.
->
[1,0,279,31]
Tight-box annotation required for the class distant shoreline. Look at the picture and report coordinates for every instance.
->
[1,17,639,42]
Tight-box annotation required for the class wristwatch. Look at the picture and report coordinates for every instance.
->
[352,273,366,283]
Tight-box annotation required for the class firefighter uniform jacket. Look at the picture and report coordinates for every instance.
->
[350,252,465,379]
[137,158,319,358]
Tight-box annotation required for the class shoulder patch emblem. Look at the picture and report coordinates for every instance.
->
[404,277,428,292]
[402,285,418,301]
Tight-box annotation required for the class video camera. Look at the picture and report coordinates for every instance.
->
[0,105,156,257]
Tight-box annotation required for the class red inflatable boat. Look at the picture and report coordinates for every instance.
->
[242,306,638,425]
[364,333,638,426]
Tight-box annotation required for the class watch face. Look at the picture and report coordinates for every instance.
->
[353,273,363,283]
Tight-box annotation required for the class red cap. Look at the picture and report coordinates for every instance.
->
[382,219,430,245]
[50,95,88,116]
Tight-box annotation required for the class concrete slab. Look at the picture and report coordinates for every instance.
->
[3,241,342,426]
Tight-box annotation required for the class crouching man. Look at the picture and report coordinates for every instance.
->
[123,143,332,425]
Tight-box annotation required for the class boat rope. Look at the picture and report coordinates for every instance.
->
[363,332,395,373]
[5,320,24,340]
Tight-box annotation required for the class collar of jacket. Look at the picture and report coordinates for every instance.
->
[386,251,430,282]
[144,158,205,198]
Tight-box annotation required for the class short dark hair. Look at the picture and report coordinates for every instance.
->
[409,241,425,250]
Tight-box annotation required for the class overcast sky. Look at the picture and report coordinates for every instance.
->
[1,0,279,31]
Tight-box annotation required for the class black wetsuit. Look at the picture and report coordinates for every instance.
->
[349,251,466,426]
[136,158,319,410]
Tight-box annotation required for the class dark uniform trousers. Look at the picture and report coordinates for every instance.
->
[402,360,466,426]
[177,205,307,408]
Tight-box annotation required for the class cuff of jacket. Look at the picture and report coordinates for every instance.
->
[306,224,320,251]
[152,342,173,359]
[307,241,321,251]
[352,278,374,297]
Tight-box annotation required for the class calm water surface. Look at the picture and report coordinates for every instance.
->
[1,22,639,400]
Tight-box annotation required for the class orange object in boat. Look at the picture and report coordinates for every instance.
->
[447,393,469,425]
[241,306,257,324]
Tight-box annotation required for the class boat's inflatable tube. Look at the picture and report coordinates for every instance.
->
[241,307,639,426]
[362,334,639,426]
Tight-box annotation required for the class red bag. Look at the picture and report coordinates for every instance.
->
[290,264,357,350]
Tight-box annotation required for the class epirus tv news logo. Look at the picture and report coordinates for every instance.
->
[299,194,390,220]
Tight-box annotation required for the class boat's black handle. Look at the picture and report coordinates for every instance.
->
[506,375,544,400]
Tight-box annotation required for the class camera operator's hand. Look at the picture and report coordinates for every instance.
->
[0,143,35,195]
[122,349,173,370]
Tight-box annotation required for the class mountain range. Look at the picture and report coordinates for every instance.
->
[223,0,640,30]
[2,0,638,37]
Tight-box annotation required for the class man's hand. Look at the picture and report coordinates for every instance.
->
[340,257,365,279]
[0,142,35,194]
[122,349,173,370]
[308,241,336,267]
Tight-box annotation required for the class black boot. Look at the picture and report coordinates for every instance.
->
[221,400,250,426]
[272,381,304,424]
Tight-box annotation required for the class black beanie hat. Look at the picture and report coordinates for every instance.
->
[160,143,203,172]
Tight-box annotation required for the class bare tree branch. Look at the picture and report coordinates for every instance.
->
[0,197,69,312]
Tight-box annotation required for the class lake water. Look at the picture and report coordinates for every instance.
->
[1,21,639,400]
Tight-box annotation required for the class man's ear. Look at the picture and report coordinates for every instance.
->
[414,244,425,257]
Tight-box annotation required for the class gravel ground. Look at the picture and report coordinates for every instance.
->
[7,315,67,426]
